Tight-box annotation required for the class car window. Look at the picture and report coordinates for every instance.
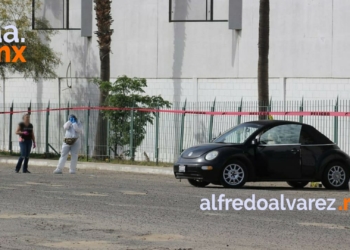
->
[299,127,315,144]
[300,125,333,145]
[214,124,260,144]
[260,124,302,145]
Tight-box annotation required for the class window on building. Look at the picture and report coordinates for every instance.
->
[169,0,228,22]
[32,0,81,30]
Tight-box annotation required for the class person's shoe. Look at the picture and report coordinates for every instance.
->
[53,169,63,174]
[69,171,76,174]
[15,170,19,173]
[23,170,31,173]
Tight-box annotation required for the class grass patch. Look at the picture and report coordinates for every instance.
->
[0,151,59,159]
[0,151,173,167]
[81,158,173,167]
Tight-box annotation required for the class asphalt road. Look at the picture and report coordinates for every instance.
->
[0,165,349,250]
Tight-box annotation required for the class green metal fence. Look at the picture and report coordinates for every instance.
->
[0,99,349,163]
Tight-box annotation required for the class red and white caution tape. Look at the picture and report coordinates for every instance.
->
[0,106,349,117]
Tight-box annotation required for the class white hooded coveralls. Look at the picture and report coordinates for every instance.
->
[56,121,83,172]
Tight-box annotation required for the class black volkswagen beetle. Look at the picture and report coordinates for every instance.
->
[174,120,350,189]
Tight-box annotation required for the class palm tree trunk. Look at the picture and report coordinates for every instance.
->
[258,0,270,120]
[94,50,109,158]
[93,0,113,158]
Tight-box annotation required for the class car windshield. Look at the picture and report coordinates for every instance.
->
[213,124,261,144]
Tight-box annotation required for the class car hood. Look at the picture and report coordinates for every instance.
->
[181,143,240,159]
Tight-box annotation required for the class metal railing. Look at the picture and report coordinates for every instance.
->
[0,98,349,163]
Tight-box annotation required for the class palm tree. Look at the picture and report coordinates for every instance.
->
[94,0,114,158]
[258,0,270,119]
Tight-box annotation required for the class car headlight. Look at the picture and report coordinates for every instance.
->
[205,151,219,161]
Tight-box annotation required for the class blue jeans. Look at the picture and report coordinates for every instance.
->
[15,140,32,172]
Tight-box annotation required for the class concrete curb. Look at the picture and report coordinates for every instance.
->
[0,157,174,176]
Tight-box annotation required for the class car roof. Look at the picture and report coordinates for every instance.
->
[244,120,304,126]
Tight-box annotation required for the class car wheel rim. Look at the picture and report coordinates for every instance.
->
[328,165,346,187]
[223,164,244,185]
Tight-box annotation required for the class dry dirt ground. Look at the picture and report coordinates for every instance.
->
[0,165,349,250]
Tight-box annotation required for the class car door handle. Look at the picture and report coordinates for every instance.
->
[290,148,300,154]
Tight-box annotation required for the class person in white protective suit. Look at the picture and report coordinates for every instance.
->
[53,114,83,174]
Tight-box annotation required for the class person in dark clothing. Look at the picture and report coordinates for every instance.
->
[15,114,36,173]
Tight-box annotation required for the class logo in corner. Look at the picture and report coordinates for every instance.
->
[0,25,26,63]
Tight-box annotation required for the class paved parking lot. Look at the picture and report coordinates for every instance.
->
[0,165,349,250]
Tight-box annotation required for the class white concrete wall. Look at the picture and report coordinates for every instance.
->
[3,0,350,161]
[1,0,350,106]
[109,0,350,79]
[2,77,348,107]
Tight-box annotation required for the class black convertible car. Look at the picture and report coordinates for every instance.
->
[174,120,350,189]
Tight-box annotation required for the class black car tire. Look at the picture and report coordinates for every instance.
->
[221,160,248,188]
[322,161,349,190]
[187,179,210,188]
[286,181,309,189]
